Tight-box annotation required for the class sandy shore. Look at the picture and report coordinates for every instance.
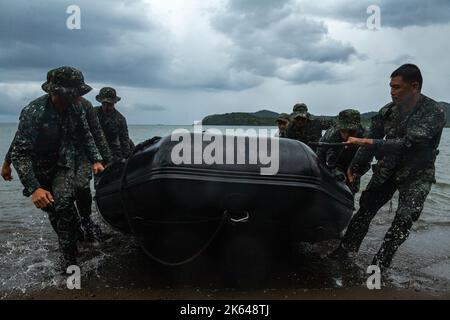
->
[3,232,450,301]
[5,286,450,300]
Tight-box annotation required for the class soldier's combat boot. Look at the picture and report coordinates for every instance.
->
[328,244,350,260]
[75,224,85,242]
[81,217,103,242]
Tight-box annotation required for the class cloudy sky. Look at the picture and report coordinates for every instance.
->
[0,0,449,124]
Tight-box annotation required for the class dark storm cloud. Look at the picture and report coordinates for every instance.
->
[132,103,167,112]
[0,0,259,92]
[0,0,170,86]
[1,0,447,119]
[0,0,152,46]
[300,0,450,28]
[212,0,357,84]
[275,62,348,84]
[0,0,363,95]
[376,0,450,27]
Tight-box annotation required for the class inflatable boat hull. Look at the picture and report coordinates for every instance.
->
[95,134,354,263]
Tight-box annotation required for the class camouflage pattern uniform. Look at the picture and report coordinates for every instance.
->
[10,67,102,264]
[276,113,290,138]
[317,109,367,193]
[94,87,133,161]
[286,103,334,149]
[339,95,446,268]
[73,97,112,239]
[6,99,112,239]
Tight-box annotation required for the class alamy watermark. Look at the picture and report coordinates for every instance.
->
[65,5,381,32]
[367,5,381,30]
[66,5,81,30]
[170,124,280,175]
[66,265,81,290]
[366,265,381,290]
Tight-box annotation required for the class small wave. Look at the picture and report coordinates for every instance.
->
[433,181,450,189]
[417,219,450,228]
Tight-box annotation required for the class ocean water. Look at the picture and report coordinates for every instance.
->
[0,124,449,297]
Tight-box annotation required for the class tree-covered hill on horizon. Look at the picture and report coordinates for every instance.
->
[202,103,450,127]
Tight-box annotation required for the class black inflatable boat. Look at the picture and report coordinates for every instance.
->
[95,133,354,265]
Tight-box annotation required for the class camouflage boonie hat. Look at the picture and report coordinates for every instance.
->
[276,113,290,123]
[42,66,92,97]
[336,109,361,131]
[96,87,121,104]
[293,103,308,113]
[292,103,309,119]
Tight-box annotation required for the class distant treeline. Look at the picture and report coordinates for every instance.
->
[202,109,377,127]
[202,102,450,127]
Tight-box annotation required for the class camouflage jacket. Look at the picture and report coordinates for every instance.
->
[11,94,102,196]
[76,98,113,164]
[350,95,446,183]
[5,98,113,166]
[94,106,132,161]
[286,118,334,146]
[317,125,367,173]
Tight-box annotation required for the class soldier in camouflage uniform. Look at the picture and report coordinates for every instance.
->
[331,64,446,269]
[3,99,112,241]
[275,113,290,138]
[286,103,334,151]
[10,67,105,270]
[317,109,367,193]
[94,87,133,161]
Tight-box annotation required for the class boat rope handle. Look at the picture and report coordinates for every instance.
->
[119,156,229,267]
[308,142,347,148]
[227,210,250,223]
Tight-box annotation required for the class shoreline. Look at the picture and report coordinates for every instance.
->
[4,286,450,300]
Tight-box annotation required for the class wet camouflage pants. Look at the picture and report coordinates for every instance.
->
[340,173,432,268]
[74,152,92,220]
[40,167,79,256]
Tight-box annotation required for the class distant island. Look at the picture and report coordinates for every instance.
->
[202,102,450,127]
[202,109,377,127]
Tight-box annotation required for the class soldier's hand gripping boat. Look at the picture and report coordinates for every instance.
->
[95,133,354,266]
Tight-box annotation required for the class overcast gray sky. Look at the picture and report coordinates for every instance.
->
[0,0,449,124]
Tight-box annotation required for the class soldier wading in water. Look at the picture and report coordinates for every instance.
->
[331,64,446,270]
[10,67,105,271]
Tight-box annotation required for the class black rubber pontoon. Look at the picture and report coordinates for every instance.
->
[95,133,354,265]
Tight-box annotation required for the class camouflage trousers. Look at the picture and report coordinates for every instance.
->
[340,173,432,268]
[74,152,92,220]
[39,167,79,257]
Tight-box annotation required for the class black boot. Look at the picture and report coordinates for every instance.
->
[75,225,85,242]
[81,217,104,242]
[328,244,350,260]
